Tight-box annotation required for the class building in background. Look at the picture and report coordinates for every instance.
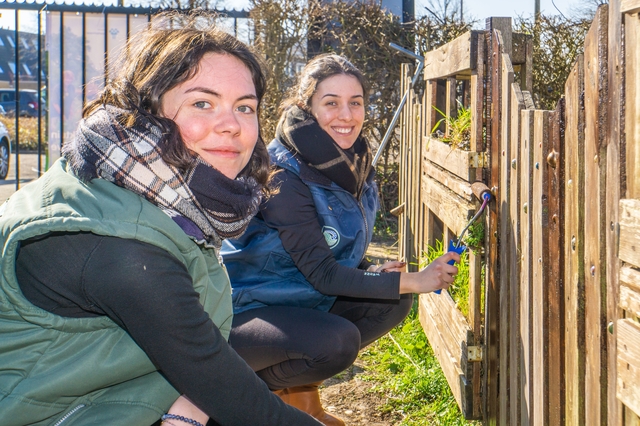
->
[0,28,43,91]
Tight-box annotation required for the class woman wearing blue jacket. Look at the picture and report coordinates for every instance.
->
[221,54,460,425]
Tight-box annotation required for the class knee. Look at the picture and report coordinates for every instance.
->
[399,293,413,318]
[318,322,360,375]
[389,293,413,326]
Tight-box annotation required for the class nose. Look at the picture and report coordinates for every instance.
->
[214,108,241,134]
[337,104,353,121]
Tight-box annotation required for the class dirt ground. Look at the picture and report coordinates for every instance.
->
[319,361,397,426]
[318,236,400,426]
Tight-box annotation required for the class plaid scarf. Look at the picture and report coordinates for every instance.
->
[275,106,372,198]
[62,105,262,249]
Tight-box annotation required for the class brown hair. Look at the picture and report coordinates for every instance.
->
[280,53,368,113]
[85,10,272,192]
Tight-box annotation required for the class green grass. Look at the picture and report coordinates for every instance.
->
[358,301,479,425]
[354,238,483,424]
[423,240,470,318]
[430,104,471,151]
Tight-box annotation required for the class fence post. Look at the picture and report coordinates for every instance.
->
[485,16,512,424]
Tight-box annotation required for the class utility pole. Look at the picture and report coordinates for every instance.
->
[460,0,463,22]
[534,0,540,19]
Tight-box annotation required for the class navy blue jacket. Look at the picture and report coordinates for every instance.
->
[221,139,379,314]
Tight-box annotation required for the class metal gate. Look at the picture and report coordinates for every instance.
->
[0,1,249,193]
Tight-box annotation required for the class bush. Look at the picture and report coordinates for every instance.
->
[0,116,47,152]
[514,14,591,110]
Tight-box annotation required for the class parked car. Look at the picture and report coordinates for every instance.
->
[0,121,10,180]
[0,89,45,118]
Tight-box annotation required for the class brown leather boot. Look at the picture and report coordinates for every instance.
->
[273,382,345,426]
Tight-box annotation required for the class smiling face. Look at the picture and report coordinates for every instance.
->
[309,73,365,150]
[160,52,259,179]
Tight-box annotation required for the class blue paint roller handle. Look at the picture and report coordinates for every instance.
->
[434,239,466,294]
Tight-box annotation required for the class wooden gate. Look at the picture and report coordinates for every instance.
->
[396,0,640,423]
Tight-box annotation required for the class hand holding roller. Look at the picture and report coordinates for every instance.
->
[434,182,492,294]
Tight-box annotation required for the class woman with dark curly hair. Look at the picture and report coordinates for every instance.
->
[0,11,320,426]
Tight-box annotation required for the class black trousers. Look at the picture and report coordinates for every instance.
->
[228,294,413,390]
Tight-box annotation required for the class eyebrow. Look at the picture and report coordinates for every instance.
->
[185,87,258,101]
[320,93,364,99]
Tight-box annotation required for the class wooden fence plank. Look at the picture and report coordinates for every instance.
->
[419,293,471,414]
[499,52,514,426]
[626,11,640,198]
[520,108,535,425]
[486,23,507,424]
[469,32,487,418]
[547,99,566,426]
[410,88,423,264]
[619,199,640,267]
[583,7,609,425]
[423,30,480,80]
[422,159,474,201]
[446,77,457,140]
[532,109,551,425]
[425,80,436,138]
[469,32,485,155]
[563,57,586,426]
[616,319,640,416]
[421,174,475,236]
[399,65,411,266]
[423,137,484,181]
[621,0,640,13]
[468,248,483,419]
[606,0,623,423]
[512,34,533,93]
[619,266,640,317]
[509,82,527,426]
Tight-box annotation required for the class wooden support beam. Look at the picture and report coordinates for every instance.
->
[423,137,484,182]
[423,30,481,80]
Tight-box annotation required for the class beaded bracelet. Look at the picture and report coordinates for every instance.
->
[161,413,205,426]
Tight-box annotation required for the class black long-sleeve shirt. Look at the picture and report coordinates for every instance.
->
[259,168,401,300]
[15,232,320,425]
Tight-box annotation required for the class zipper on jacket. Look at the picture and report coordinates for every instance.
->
[358,200,370,246]
[53,404,86,426]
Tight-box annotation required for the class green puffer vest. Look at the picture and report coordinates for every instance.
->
[0,159,233,425]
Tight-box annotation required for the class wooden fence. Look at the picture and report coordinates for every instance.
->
[396,1,640,424]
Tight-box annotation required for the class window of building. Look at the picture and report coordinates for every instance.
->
[21,38,30,49]
[22,63,32,76]
[7,36,15,48]
[8,62,15,74]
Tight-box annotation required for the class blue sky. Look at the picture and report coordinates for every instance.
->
[0,0,586,33]
[218,0,584,22]
[418,0,583,23]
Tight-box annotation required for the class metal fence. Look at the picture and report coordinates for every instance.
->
[0,1,249,192]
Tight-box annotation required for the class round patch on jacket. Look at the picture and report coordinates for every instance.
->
[322,226,340,249]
